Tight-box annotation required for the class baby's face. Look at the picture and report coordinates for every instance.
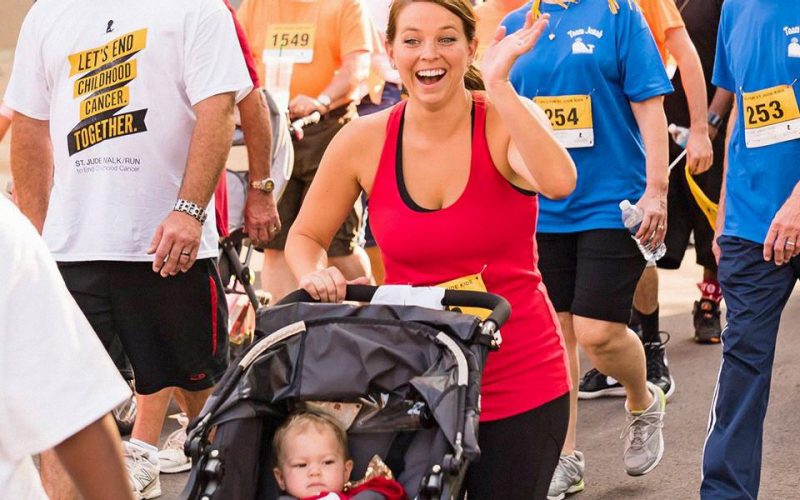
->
[274,424,353,498]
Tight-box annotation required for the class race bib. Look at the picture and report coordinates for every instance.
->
[264,24,315,63]
[742,84,800,148]
[533,95,594,148]
[437,272,491,320]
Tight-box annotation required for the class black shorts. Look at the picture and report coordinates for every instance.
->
[537,229,646,324]
[658,139,724,271]
[57,259,228,395]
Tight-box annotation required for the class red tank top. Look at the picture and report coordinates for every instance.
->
[368,92,569,421]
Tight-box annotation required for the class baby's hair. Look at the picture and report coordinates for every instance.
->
[273,411,350,466]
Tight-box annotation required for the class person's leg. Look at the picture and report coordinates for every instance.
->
[535,233,583,498]
[573,318,650,408]
[114,260,228,496]
[329,246,371,281]
[464,394,569,499]
[701,237,798,499]
[175,387,214,418]
[693,214,724,344]
[131,389,172,445]
[261,249,299,302]
[328,191,371,282]
[365,246,385,285]
[558,312,579,456]
[632,265,658,317]
[261,172,303,301]
[631,262,675,399]
[571,230,665,475]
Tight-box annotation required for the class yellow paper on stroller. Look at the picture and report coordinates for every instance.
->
[684,166,718,229]
[437,272,491,320]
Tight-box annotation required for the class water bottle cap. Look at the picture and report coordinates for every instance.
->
[667,123,677,134]
[619,199,632,210]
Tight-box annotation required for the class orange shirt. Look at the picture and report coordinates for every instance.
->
[237,0,372,99]
[475,0,527,63]
[638,0,685,64]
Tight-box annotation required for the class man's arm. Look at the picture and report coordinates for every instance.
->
[238,89,280,245]
[147,92,236,276]
[10,113,53,233]
[54,414,133,500]
[288,51,371,119]
[713,99,735,262]
[631,96,670,246]
[707,87,734,141]
[664,26,714,174]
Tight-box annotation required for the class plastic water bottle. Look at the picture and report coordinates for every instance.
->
[668,123,690,148]
[619,199,667,262]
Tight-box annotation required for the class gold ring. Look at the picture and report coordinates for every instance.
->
[786,239,796,247]
[181,251,191,256]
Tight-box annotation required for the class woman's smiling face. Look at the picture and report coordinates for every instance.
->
[387,1,477,104]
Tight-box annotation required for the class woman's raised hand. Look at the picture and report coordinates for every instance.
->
[481,12,549,93]
[299,267,369,303]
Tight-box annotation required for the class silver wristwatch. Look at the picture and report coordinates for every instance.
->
[173,199,208,224]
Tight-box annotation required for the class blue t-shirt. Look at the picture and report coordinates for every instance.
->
[503,1,672,232]
[713,0,800,244]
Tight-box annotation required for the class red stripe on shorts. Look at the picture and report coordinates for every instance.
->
[209,276,218,356]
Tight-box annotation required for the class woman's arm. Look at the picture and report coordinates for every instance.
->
[630,95,669,245]
[285,120,373,302]
[481,12,576,199]
[492,87,576,199]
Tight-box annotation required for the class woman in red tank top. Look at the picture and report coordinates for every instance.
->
[286,2,575,498]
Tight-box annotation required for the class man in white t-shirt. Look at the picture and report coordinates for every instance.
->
[0,195,132,500]
[5,0,252,497]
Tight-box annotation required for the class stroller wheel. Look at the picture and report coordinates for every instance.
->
[113,380,137,436]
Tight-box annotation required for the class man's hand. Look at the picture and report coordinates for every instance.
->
[686,128,714,174]
[245,189,281,246]
[147,211,203,277]
[289,94,325,119]
[763,194,800,265]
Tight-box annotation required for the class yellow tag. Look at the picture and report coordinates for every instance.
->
[742,84,800,148]
[264,24,316,63]
[533,95,594,148]
[437,273,490,320]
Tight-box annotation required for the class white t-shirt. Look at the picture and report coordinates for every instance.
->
[4,0,252,262]
[0,195,131,499]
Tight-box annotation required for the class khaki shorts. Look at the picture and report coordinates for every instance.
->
[266,105,362,257]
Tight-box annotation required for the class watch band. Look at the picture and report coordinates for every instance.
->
[708,111,723,129]
[317,94,332,112]
[173,199,208,224]
[250,177,275,193]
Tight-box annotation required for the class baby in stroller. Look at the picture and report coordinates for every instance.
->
[273,412,406,500]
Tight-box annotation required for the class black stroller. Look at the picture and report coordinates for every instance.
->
[181,285,510,500]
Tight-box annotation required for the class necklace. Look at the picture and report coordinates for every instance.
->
[543,0,578,41]
[546,8,568,41]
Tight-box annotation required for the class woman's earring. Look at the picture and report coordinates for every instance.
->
[390,61,397,69]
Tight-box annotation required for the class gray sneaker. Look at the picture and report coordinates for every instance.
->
[547,451,585,500]
[622,382,666,476]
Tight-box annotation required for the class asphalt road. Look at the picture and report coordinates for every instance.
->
[157,250,800,499]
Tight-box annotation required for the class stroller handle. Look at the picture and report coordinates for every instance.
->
[278,284,512,328]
